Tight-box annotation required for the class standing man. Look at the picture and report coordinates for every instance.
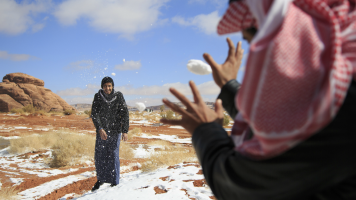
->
[91,76,129,191]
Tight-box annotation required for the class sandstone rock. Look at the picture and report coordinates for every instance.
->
[0,73,75,112]
[3,73,44,86]
[0,94,23,112]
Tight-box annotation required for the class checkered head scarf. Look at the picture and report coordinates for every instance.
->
[218,0,356,159]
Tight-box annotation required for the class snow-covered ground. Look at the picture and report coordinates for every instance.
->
[0,120,213,200]
[76,163,212,200]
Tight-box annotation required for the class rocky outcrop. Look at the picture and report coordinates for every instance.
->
[0,94,23,112]
[0,73,75,112]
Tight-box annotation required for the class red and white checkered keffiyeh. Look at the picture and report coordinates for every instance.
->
[218,0,356,159]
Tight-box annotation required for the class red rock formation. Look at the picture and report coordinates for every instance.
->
[0,73,75,112]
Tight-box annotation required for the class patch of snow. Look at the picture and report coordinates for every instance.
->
[168,126,184,129]
[187,59,212,75]
[19,171,96,200]
[140,133,191,144]
[10,177,23,185]
[77,163,213,200]
[14,126,31,129]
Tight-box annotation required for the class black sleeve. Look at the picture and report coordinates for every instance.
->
[91,93,103,130]
[118,92,129,133]
[217,79,241,119]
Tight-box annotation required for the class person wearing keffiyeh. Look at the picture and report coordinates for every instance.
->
[161,0,356,199]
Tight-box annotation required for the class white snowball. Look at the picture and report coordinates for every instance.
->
[123,59,125,62]
[187,59,212,75]
[135,102,146,112]
[111,73,116,76]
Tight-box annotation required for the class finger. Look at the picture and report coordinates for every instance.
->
[235,41,244,59]
[215,99,224,118]
[227,37,236,59]
[189,81,203,104]
[203,53,219,72]
[168,88,195,112]
[162,98,200,123]
[162,98,193,117]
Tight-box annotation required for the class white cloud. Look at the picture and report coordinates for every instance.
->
[65,60,94,71]
[172,11,221,35]
[0,50,38,61]
[54,0,169,38]
[115,60,141,70]
[57,84,99,96]
[0,0,50,35]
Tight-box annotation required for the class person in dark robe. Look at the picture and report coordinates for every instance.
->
[90,76,129,192]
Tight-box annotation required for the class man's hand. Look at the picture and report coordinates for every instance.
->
[99,129,108,140]
[203,38,244,88]
[160,81,224,135]
[122,133,128,141]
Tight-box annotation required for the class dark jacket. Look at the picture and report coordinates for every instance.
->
[91,89,129,133]
[193,80,356,200]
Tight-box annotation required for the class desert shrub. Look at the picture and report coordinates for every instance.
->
[22,104,36,113]
[160,110,181,120]
[34,110,48,116]
[119,142,134,160]
[141,146,197,172]
[223,114,231,126]
[10,108,24,114]
[0,186,20,200]
[50,133,95,167]
[9,134,51,154]
[0,137,10,150]
[9,131,96,168]
[84,109,92,116]
[63,109,76,115]
[160,105,165,112]
[128,128,142,140]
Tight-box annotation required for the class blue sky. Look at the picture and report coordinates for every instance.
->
[0,0,249,107]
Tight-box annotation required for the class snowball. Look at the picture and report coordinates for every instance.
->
[111,73,116,76]
[135,102,146,112]
[187,59,212,75]
[123,59,125,62]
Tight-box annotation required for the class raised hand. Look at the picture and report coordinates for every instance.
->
[203,38,243,88]
[160,81,224,135]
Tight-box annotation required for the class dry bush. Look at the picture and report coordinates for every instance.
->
[147,140,173,150]
[0,186,20,200]
[0,137,10,150]
[144,115,159,123]
[9,134,54,154]
[50,133,95,167]
[160,110,181,120]
[223,114,231,126]
[9,131,96,168]
[63,109,76,115]
[49,111,64,116]
[22,104,36,113]
[84,109,91,117]
[119,141,135,160]
[141,146,197,172]
[10,108,24,114]
[34,110,49,116]
[128,128,142,140]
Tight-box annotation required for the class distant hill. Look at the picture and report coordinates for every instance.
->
[72,102,215,112]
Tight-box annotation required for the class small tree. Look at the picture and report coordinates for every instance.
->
[160,105,165,112]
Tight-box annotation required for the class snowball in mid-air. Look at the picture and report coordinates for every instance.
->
[187,59,212,75]
[111,73,116,76]
[123,59,125,62]
[135,102,146,112]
